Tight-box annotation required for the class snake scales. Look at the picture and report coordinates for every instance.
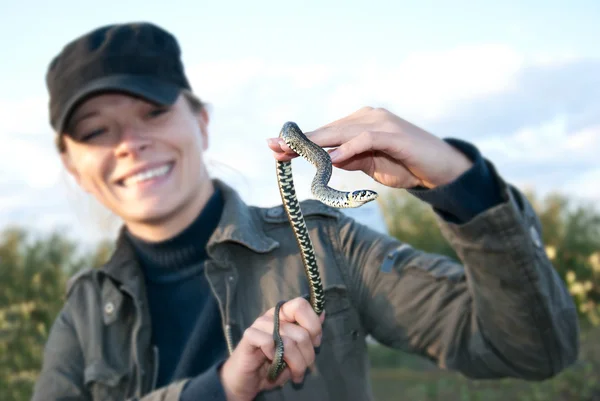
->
[267,121,378,381]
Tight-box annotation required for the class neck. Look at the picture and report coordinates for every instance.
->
[125,178,216,242]
[125,185,224,271]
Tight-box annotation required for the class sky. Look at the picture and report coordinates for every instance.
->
[1,0,599,245]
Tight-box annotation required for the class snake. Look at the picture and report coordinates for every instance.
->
[267,121,378,381]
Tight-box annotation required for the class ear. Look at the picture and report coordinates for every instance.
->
[196,107,210,151]
[59,148,89,192]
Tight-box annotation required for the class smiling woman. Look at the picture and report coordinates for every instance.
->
[32,21,580,401]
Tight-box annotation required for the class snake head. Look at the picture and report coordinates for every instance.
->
[349,189,378,207]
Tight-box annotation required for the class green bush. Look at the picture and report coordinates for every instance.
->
[0,226,110,401]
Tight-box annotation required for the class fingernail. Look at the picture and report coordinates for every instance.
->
[266,138,277,145]
[316,334,322,346]
[329,149,340,162]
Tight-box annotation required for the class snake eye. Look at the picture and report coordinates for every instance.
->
[351,189,378,204]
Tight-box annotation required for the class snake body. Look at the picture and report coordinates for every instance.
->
[267,121,378,381]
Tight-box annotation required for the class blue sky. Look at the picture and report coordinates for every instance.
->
[3,1,599,97]
[1,1,599,244]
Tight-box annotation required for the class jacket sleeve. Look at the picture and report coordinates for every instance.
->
[31,306,91,401]
[30,304,202,401]
[332,162,580,381]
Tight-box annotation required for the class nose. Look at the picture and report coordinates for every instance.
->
[114,125,151,157]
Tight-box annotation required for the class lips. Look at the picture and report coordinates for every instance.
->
[117,162,174,187]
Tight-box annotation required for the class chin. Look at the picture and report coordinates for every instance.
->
[122,198,183,225]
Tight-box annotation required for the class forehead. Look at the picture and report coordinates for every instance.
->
[72,93,149,116]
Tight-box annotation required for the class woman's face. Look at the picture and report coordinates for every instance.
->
[60,92,213,239]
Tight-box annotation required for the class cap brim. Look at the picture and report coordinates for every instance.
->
[57,74,181,133]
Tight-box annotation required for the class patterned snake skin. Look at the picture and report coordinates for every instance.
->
[267,121,378,381]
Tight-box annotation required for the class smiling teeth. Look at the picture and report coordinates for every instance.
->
[123,164,171,186]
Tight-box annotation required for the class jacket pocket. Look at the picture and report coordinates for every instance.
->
[402,250,465,283]
[313,285,373,401]
[84,360,129,401]
[321,285,365,347]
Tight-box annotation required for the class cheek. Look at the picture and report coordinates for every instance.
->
[173,120,207,161]
[72,150,114,192]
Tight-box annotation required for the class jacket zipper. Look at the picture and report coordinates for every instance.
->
[204,261,236,356]
[152,345,159,390]
[122,286,143,398]
[224,268,237,356]
[224,324,234,355]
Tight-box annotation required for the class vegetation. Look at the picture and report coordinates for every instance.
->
[374,189,600,400]
[0,188,598,400]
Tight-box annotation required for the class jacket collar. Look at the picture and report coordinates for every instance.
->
[100,178,279,286]
[207,179,279,255]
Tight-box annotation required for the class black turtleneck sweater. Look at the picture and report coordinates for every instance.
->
[126,186,229,400]
[124,139,505,401]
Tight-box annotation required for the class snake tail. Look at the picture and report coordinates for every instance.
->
[267,300,287,381]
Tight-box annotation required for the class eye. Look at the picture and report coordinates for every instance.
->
[147,107,169,118]
[79,128,107,142]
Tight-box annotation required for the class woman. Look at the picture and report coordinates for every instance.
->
[33,22,579,401]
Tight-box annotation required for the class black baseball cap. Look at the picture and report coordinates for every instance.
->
[46,22,192,133]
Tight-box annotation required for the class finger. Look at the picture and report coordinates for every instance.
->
[266,123,354,153]
[302,125,354,149]
[253,319,316,369]
[241,326,280,362]
[250,325,308,385]
[333,152,419,188]
[260,361,292,389]
[331,154,372,173]
[266,138,284,152]
[304,106,376,145]
[272,150,298,162]
[242,327,307,384]
[268,105,384,152]
[278,336,310,383]
[328,130,399,164]
[267,138,300,162]
[266,138,296,155]
[265,297,323,347]
[266,138,290,154]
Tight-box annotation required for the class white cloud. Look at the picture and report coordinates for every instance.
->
[478,118,600,165]
[0,95,51,136]
[186,58,335,107]
[1,137,62,189]
[322,44,524,122]
[563,167,600,201]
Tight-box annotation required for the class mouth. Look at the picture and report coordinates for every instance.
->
[117,162,175,187]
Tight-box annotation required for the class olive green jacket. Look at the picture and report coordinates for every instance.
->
[31,176,579,401]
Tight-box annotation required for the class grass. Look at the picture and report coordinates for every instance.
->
[369,326,600,401]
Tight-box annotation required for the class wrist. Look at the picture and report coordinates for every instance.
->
[429,141,474,188]
[218,360,237,401]
[218,359,253,401]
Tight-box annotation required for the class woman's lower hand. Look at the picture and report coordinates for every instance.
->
[218,297,325,401]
